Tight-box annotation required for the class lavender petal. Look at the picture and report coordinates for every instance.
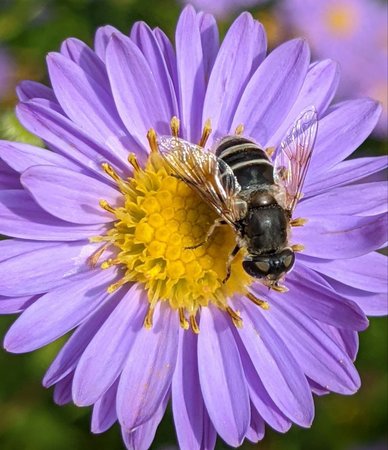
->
[72,285,146,406]
[0,190,107,241]
[175,6,206,141]
[116,303,178,430]
[231,38,310,146]
[202,12,266,138]
[3,268,115,353]
[198,306,250,446]
[21,165,121,224]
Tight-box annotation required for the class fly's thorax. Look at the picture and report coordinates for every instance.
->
[243,201,289,254]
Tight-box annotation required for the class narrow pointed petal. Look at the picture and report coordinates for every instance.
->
[293,213,387,259]
[267,59,340,147]
[17,80,58,102]
[0,295,38,314]
[116,303,178,430]
[175,6,206,141]
[3,268,115,353]
[53,373,74,405]
[231,39,310,145]
[0,239,98,297]
[0,140,81,173]
[239,344,292,433]
[91,380,119,433]
[43,295,119,387]
[266,297,361,393]
[16,102,130,176]
[298,182,387,217]
[122,393,169,450]
[172,330,204,450]
[130,22,178,118]
[283,266,369,331]
[21,165,120,224]
[153,28,178,94]
[61,38,108,88]
[327,326,359,362]
[47,52,128,146]
[197,12,220,80]
[198,307,250,446]
[236,298,314,427]
[0,190,107,241]
[106,32,171,146]
[300,253,387,293]
[94,25,118,61]
[72,285,146,406]
[246,406,265,443]
[203,12,266,137]
[321,278,388,316]
[309,99,382,175]
[0,160,20,189]
[305,155,388,198]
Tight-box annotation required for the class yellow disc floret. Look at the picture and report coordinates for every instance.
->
[94,151,252,324]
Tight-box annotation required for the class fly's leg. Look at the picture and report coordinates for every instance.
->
[185,217,226,250]
[223,244,241,283]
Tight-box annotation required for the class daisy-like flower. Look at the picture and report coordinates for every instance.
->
[0,6,387,450]
[276,0,388,138]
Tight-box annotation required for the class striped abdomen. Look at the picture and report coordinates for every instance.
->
[215,136,274,190]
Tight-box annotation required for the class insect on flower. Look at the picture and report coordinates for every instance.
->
[159,107,318,292]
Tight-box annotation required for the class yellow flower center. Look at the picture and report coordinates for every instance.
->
[325,4,359,37]
[90,123,266,332]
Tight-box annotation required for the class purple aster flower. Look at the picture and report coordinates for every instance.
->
[276,0,388,138]
[0,6,387,450]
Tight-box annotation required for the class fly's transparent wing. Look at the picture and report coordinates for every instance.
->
[158,136,245,226]
[274,107,318,214]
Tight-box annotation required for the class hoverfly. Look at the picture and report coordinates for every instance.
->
[158,107,318,290]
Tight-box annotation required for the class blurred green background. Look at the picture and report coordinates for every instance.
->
[0,0,387,449]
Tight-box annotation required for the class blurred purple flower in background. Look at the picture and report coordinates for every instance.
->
[276,0,388,138]
[0,47,14,101]
[181,0,266,18]
[0,5,387,450]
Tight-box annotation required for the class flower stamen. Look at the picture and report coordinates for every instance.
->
[100,258,120,269]
[290,217,308,227]
[265,146,276,158]
[128,153,141,172]
[147,128,159,153]
[179,308,189,330]
[235,123,244,135]
[226,306,243,328]
[198,118,212,147]
[291,244,305,252]
[87,242,112,267]
[271,283,288,293]
[170,116,180,137]
[99,199,116,214]
[144,305,155,329]
[107,277,130,294]
[189,314,200,334]
[102,162,121,183]
[246,292,270,310]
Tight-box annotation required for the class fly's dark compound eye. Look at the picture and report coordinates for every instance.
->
[280,248,295,272]
[242,258,271,278]
[255,261,270,274]
[243,249,295,280]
